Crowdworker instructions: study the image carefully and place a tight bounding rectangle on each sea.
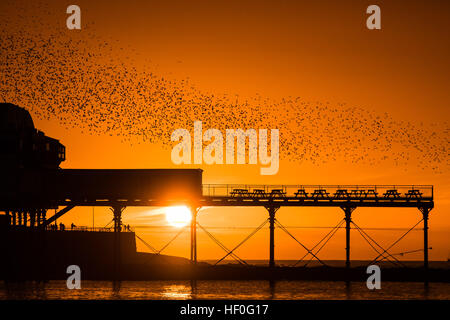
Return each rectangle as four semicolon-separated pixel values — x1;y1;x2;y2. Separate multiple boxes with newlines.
0;280;449;300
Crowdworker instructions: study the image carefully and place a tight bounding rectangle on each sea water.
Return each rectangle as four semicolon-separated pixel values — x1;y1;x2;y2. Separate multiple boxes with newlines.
0;280;449;300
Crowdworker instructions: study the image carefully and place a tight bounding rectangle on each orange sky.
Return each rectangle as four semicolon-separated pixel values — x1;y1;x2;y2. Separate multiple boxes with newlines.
1;0;449;261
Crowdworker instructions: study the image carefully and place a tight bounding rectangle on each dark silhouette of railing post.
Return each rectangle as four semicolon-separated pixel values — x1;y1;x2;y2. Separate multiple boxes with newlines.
342;206;355;269
36;209;45;227
30;210;36;228
267;206;279;268
112;205;125;280
40;209;46;226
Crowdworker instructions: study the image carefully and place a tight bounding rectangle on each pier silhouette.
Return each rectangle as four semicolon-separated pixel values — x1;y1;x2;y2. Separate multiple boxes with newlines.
0;103;436;281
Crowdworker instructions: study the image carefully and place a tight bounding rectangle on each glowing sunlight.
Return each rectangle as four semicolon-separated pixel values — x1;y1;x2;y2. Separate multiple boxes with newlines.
165;206;192;228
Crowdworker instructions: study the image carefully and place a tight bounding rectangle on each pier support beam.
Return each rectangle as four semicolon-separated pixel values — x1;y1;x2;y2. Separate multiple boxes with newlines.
43;206;75;227
419;207;432;273
190;207;199;264
424;211;428;272
342;206;356;269
112;205;125;280
267;206;279;268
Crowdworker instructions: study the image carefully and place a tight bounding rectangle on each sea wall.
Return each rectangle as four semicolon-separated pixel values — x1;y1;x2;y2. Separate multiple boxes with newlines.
0;228;136;280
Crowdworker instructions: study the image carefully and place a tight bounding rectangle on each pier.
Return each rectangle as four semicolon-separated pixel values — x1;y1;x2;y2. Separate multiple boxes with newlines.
1;180;434;279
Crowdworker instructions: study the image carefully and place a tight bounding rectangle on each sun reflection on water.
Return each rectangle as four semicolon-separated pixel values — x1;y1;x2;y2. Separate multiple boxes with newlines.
161;284;191;299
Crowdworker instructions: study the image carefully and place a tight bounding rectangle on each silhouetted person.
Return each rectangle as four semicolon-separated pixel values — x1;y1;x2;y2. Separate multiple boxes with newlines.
71;223;75;230
59;223;65;231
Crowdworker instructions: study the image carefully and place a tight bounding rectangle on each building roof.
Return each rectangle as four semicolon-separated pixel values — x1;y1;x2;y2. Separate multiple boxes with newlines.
0;103;35;132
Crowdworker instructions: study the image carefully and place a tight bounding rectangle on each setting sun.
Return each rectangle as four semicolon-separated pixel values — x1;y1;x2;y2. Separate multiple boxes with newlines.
165;206;192;228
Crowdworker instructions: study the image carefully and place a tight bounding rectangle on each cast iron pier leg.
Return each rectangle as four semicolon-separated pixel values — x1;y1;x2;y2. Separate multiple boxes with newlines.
343;206;355;269
112;206;124;280
190;207;198;264
268;206;278;268
423;209;429;271
419;206;432;282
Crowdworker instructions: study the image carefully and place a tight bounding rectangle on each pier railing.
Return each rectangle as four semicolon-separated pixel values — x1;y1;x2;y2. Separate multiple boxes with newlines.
202;184;433;200
45;226;134;232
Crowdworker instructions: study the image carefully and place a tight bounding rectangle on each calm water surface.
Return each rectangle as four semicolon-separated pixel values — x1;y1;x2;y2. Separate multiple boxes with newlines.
0;280;449;300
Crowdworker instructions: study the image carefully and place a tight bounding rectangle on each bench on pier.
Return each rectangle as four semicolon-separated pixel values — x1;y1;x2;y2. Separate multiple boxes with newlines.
405;189;423;199
269;189;286;198
366;189;378;198
230;189;250;197
334;189;349;198
383;189;401;198
311;189;330;199
252;189;267;197
294;189;308;198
